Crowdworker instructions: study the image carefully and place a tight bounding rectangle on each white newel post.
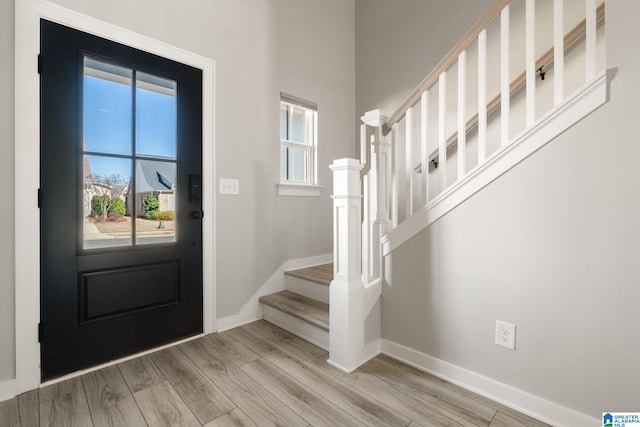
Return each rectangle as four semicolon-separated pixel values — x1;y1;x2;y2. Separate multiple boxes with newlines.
329;158;365;372
361;109;390;281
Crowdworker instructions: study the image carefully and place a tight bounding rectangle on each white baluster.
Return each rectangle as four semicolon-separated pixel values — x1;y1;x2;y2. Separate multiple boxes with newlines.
478;30;487;162
526;0;536;126
554;0;564;105
438;73;447;192
360;124;370;284
391;124;398;227
457;52;466;180
421;91;429;205
501;5;510;147
405;107;414;216
361;109;390;282
585;0;597;80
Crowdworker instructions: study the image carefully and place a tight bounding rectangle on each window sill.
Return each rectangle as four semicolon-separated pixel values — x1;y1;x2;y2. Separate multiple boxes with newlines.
277;183;324;197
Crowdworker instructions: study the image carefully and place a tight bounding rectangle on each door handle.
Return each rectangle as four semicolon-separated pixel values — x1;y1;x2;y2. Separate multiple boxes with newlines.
191;211;203;219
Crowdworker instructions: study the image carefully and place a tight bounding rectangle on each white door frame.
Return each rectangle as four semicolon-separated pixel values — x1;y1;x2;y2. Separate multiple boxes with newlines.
10;0;216;397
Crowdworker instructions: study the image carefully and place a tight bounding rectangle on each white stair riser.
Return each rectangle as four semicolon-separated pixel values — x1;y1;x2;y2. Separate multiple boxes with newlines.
262;305;329;351
284;275;329;304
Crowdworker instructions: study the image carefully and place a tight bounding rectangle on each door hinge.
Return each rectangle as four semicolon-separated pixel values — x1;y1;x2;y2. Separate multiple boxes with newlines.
38;188;42;208
38;323;43;343
38;54;42;75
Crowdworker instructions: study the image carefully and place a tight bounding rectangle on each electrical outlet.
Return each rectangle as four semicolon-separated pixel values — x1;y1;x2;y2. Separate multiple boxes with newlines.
219;178;239;195
495;320;517;350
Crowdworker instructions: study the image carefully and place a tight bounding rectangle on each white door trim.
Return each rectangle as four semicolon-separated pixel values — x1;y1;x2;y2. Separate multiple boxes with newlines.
13;0;216;396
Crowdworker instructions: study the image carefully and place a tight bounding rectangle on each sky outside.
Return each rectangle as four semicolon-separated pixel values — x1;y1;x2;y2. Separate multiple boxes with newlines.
83;73;177;182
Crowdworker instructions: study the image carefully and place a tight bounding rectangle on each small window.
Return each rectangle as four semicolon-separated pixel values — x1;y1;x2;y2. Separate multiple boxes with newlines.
280;93;317;185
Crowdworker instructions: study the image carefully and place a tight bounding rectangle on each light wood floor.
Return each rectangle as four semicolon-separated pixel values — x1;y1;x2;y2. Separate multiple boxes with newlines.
0;320;549;427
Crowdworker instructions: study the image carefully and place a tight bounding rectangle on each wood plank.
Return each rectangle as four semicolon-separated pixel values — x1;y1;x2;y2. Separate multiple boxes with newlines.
204;408;258;427
179;339;307;427
285;263;333;285
225;324;265;346
250;339;411;427
490;411;536;427
151;345;235;424
39;389;93;427
310;355;347;379
205;331;261;367
133;381;200;427
241;358;365;427
0;398;20;426
39;377;83;403
341;363;477;427
258;291;329;331
18;390;40;426
376;355;549;427
363;357;496;426
82;365;147;426
244;320;328;361
118;354;166;393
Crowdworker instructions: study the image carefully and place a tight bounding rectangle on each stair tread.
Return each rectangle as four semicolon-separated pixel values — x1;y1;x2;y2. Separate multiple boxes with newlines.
259;291;329;331
285;263;333;286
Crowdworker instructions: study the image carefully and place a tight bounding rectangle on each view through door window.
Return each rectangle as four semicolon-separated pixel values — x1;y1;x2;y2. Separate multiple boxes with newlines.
82;57;178;249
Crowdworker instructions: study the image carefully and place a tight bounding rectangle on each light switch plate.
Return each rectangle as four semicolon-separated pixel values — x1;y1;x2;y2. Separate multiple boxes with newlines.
219;178;239;195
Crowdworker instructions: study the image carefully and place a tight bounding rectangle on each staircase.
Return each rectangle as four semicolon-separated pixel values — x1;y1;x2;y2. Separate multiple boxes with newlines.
263;0;608;374
259;264;331;350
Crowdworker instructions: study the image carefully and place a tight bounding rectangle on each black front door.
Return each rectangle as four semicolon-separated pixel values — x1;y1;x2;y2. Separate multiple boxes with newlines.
40;20;203;379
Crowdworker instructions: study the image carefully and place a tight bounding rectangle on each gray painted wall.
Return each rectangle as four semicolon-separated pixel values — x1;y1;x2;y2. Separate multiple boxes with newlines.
358;0;640;418
0;0;16;381
0;0;355;380
355;0;494;119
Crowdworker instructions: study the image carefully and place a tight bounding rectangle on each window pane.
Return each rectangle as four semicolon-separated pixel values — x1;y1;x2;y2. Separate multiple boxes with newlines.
83;58;132;155
280;104;288;140
83;155;132;249
293;147;306;181
135;160;177;245
136;72;177;159
281;146;288;181
285;146;307;182
290;106;305;143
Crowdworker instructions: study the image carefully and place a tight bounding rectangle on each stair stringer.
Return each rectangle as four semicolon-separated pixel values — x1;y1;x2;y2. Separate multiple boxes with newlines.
382;70;610;256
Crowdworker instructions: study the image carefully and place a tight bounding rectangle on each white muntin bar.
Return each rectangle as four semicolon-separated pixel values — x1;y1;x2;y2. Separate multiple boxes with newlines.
554;0;564;105
526;0;536;126
478;30;487;162
457;51;466;180
438;72;447;192
501;6;510;148
405;107;414;216
420;91;429;205
585;0;597;80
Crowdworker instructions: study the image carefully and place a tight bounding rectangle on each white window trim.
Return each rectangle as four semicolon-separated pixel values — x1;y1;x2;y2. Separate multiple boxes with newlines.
279;93;320;195
277;182;324;197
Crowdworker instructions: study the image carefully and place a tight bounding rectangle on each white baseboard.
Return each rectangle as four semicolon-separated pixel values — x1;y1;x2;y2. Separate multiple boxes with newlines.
216;253;332;332
381;339;599;427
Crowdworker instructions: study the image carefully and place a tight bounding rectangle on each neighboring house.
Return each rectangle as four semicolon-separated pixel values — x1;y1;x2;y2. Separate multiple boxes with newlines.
82;154;129;217
130;159;176;217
